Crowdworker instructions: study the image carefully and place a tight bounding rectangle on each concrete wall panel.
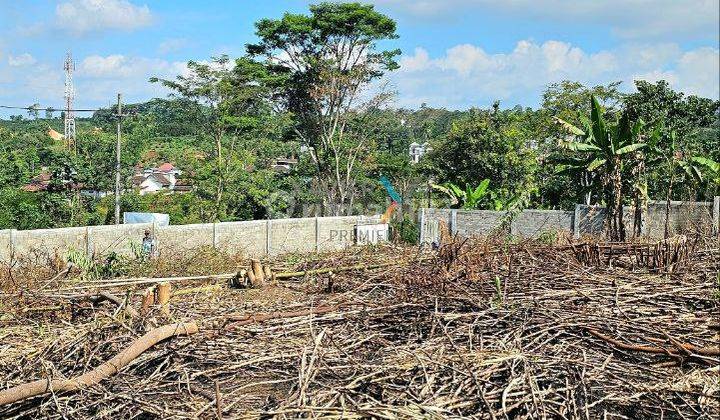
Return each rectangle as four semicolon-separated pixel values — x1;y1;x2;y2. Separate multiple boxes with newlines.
13;227;87;258
155;223;214;257
215;221;267;258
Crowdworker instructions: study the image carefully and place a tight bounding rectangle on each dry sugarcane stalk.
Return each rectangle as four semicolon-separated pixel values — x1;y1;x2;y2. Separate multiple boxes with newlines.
0;322;198;406
3;238;718;419
222;304;342;330
96;291;140;318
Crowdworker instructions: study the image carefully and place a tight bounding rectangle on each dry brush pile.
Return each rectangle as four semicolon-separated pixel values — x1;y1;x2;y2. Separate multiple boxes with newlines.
0;238;718;419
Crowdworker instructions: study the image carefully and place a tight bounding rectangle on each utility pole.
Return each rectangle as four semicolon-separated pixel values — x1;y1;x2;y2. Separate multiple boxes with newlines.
114;93;122;225
63;52;76;153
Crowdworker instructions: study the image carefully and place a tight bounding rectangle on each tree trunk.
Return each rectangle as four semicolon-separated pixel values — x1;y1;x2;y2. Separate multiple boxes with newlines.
632;189;641;238
664;175;674;240
607;158;625;242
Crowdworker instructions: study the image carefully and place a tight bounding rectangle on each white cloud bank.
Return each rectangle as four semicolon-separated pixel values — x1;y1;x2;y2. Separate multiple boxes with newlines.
372;0;719;39
8;53;37;67
55;0;152;35
0;53;188;112
389;40;719;108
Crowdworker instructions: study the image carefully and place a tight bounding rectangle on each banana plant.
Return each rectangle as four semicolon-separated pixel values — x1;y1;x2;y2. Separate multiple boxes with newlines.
554;95;647;241
661;131;719;238
431;179;491;210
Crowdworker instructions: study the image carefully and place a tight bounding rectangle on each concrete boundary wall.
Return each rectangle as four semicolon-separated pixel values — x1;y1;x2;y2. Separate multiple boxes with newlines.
420;197;720;243
0;215;383;262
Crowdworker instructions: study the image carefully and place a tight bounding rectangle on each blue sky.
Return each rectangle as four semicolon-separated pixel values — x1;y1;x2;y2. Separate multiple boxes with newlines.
0;0;718;116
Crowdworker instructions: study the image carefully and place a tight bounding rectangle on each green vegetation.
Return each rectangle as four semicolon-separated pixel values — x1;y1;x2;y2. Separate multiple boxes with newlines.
0;3;718;235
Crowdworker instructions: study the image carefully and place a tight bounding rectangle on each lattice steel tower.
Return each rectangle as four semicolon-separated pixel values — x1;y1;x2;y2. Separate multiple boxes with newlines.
63;52;76;152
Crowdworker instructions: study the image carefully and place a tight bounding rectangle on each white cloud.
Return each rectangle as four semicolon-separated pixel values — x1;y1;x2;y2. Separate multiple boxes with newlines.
674;47;720;98
371;0;719;39
158;38;189;54
399;47;430;72
8;53;37;67
80;54;184;79
389;40;719;109
75;54;188;101
0;53;188;115
55;0;152;35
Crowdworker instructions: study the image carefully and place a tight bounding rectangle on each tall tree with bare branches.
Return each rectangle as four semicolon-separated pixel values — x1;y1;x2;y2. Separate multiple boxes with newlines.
247;2;400;215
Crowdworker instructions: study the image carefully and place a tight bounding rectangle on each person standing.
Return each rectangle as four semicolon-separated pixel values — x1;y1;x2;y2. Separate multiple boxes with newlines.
141;229;157;260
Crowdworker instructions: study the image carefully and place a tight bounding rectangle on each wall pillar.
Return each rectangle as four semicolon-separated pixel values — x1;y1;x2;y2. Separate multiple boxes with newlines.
314;216;319;252
714;196;719;236
212;222;219;249
85;226;93;257
265;219;272;256
450;209;457;236
419;208;426;244
573;204;581;239
10;229;16;257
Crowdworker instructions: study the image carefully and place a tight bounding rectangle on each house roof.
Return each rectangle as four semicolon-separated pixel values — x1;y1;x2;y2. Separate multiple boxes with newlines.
149;173;172;186
47;128;64;141
23;172;83;192
131;174;146;186
157;162;175;172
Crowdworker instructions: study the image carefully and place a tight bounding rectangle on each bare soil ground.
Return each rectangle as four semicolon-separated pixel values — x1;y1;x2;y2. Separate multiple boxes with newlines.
0;239;718;419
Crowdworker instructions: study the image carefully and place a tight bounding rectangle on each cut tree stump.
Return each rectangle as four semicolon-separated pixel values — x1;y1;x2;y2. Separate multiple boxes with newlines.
155;282;171;316
251;259;265;286
141;287;155;315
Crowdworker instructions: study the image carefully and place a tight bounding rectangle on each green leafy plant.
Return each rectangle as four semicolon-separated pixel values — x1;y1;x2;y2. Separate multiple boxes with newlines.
493;275;504;306
554;95;648;241
431;179;492;210
66;248;99;281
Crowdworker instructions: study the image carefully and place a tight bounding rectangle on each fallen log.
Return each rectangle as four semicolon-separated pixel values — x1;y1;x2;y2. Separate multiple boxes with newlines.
0;322;198;407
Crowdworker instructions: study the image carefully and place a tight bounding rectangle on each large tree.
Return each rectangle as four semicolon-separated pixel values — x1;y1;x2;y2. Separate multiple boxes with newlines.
151;56;273;220
247;2;400;215
624;80;720;201
422;104;538;207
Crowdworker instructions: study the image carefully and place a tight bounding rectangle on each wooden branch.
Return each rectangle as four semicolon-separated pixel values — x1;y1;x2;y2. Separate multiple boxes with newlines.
0;322;198;407
97;291;140;318
587;328;720;357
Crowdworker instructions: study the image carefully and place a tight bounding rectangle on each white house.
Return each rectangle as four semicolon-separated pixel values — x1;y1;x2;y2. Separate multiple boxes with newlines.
409;142;432;163
132;163;189;195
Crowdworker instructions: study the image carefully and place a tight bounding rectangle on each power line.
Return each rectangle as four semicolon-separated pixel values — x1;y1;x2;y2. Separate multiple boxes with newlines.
0;105;101;112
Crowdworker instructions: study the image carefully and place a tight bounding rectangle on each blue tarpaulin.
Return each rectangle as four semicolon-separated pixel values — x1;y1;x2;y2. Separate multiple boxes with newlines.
123;212;170;226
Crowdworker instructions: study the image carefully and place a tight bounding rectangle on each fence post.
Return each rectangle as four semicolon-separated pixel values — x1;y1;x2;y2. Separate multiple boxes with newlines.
509;212;517;236
419;208;426;244
9;229;16;257
714;196;719;236
212;222;219;250
266;219;272;256
450;209;457;236
85;226;92;257
315;216;319;252
573;204;581;239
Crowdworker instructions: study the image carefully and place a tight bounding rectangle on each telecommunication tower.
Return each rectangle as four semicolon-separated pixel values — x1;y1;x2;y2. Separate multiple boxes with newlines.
63;52;76;152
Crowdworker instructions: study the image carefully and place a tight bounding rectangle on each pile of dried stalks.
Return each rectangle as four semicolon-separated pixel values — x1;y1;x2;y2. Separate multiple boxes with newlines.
1;238;718;419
